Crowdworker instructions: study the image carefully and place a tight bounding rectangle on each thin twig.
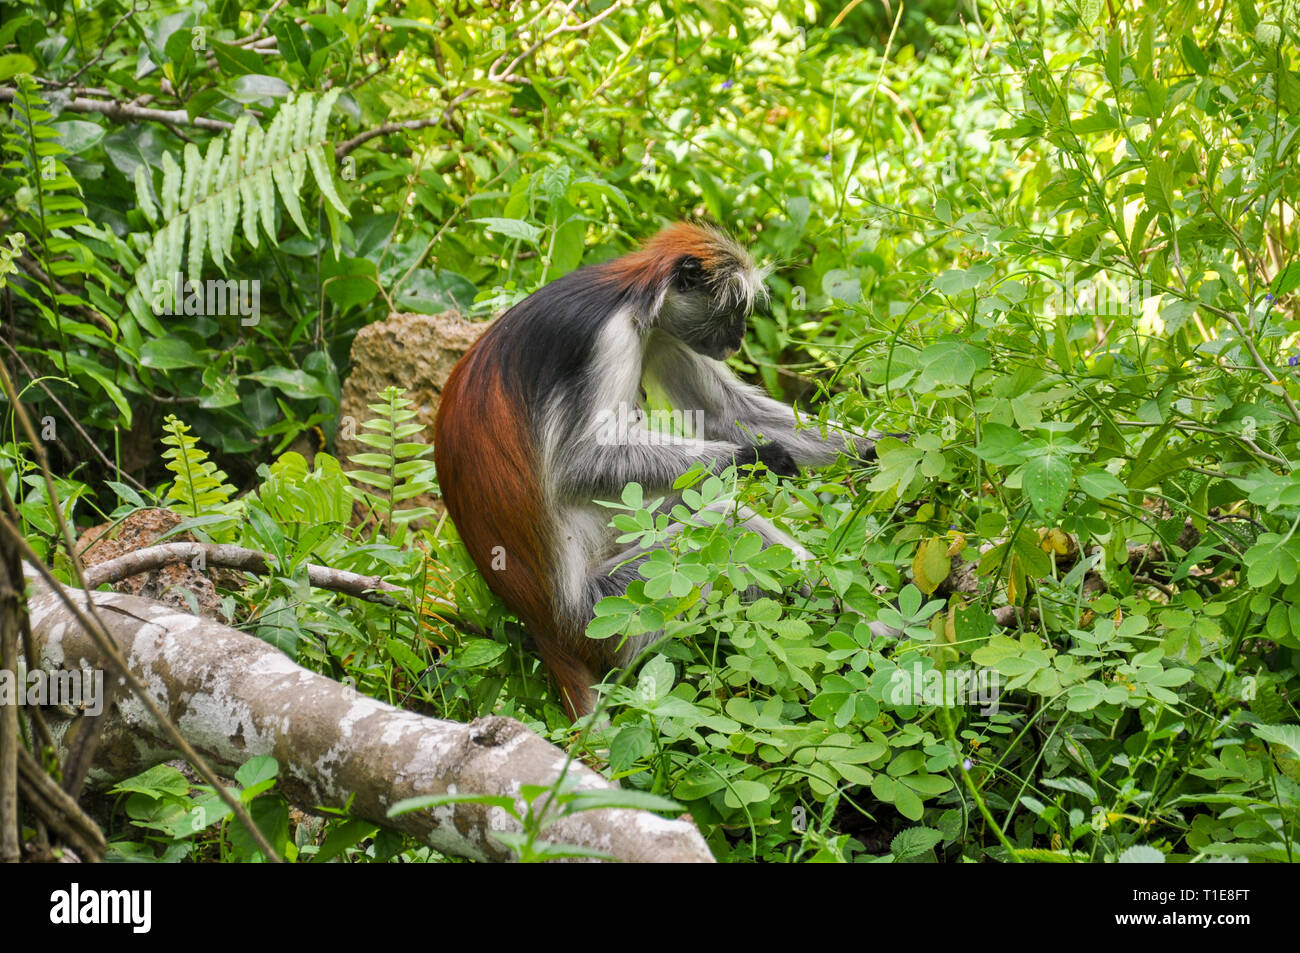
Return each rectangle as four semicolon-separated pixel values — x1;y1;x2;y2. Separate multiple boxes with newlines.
82;541;488;635
237;2;288;46
17;747;106;861
63;0;147;86
335;114;451;158
1197;303;1300;426
87;543;399;605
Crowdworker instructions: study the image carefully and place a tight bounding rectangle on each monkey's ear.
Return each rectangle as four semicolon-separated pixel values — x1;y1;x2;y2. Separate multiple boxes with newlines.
674;257;706;292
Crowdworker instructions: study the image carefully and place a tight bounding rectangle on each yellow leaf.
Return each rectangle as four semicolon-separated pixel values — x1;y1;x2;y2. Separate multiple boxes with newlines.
912;537;951;594
930;613;947;641
1039;527;1074;555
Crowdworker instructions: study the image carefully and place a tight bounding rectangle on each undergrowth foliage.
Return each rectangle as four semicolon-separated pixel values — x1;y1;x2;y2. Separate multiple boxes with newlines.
2;0;1298;863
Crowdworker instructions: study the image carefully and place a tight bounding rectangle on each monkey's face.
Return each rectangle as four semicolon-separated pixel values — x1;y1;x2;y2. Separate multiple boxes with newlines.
659;255;764;360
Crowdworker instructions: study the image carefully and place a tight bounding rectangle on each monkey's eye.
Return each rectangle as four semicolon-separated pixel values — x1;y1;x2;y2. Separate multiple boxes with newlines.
675;257;706;292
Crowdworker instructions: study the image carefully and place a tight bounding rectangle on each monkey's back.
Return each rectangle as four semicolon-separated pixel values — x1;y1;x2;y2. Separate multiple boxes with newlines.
433;266;637;614
434;328;554;640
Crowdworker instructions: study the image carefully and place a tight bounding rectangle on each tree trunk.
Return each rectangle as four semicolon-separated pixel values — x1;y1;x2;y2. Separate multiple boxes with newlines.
25;571;713;863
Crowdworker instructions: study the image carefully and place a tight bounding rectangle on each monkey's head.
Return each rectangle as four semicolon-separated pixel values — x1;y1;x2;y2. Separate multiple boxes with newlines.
608;223;770;360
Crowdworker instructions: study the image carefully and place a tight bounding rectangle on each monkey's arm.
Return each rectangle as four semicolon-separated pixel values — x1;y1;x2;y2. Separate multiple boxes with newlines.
544;399;784;501
643;332;873;466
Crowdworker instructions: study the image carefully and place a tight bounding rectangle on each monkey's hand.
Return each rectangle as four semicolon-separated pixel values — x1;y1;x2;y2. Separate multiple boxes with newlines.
853;431;910;466
739;442;799;478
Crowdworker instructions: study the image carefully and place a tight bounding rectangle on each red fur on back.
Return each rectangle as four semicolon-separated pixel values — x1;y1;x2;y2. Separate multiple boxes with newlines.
435;345;551;640
434;334;599;716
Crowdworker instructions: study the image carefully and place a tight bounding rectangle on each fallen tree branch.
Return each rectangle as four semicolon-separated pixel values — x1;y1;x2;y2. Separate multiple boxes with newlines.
80;540;488;638
25;573;714;863
84;542;407;607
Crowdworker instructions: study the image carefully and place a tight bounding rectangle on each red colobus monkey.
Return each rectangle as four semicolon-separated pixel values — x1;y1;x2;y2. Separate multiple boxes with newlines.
434;223;874;719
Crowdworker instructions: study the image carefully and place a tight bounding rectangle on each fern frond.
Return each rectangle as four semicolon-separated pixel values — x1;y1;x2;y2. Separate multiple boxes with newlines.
345;387;438;537
126;90;348;334
160;414;239;518
1;77;115;373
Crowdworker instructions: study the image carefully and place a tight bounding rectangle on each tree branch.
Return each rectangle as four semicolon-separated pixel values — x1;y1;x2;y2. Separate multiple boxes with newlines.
0;88;235;132
82;541;488;636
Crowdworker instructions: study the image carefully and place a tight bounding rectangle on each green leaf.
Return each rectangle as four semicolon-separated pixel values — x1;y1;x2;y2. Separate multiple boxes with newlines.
64;353;133;424
395;269;478;314
1272;262;1300;298
232;74;293;102
723;779;770;808
919;338;987;387
1253;723;1300;759
312;819;379;863
472;217;543;245
934;264;994;295
446;638;508;669
871;774;924;821
140;337;205;370
51;120;105;154
891;826;943;859
1179;35;1209;75
243;367;331;400
609;723;654;771
211;40;264;76
1117;845;1166;863
110;764;190;799
566;789;683;814
0;54;36;80
389;792;516;816
1023;453;1071;519
1077;468;1127;500
972;423;1029;465
822;269;861;304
